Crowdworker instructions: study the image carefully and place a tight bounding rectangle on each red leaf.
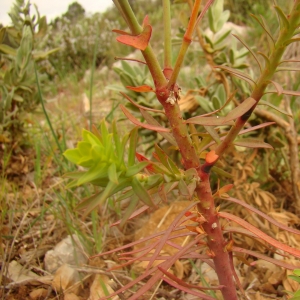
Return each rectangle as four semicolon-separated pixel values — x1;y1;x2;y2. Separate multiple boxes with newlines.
135;152;155;173
120;104;170;132
219;211;300;259
112;29;131;35
143;15;150;27
126;85;154;92
205;150;219;164
116;25;152;50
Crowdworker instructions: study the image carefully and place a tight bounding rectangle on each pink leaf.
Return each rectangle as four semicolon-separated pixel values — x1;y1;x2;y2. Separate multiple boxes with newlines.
222;196;300;236
232;246;300;270
120;104;170;132
187;97;256;126
219;211;300;258
116;25;152;50
110;204;150;227
268;80;283;95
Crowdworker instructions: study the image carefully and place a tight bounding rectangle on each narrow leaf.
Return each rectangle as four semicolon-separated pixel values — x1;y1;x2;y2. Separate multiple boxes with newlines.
128;127;138;167
140;109;177;146
225;97;256;122
77;181;116;217
185;115;234;126
284;38;300;46
120;195;139;227
219;212;300;259
274;6;290;30
204;126;221;144
232;34;262;72
258;52;270;68
258;100;293;117
111;204;150;227
211;166;233;178
250;14;275;46
276;67;300;72
121;92;164;113
125;161;150;177
222;196;300;236
112;29;131;35
126;85;154;92
132;176;155;207
233;247;298;270
268;80;283;95
233;138;273;149
116;24;152;50
120;104;171;132
216;65;256;86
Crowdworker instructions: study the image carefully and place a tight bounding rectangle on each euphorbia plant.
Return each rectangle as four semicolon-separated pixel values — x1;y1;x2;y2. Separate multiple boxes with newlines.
63;0;300;299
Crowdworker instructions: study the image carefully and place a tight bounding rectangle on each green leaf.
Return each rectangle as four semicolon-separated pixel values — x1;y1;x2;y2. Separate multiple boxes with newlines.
178;178;190;198
288;275;300;284
63;148;82;164
154;144;171;169
108;163;119;184
167;157;181;175
132;176;154;207
125;161;150;177
77;163;109;186
293;269;300;276
78;181;117;217
33;48;60;60
120;195;139;227
211;166;233;178
77;141;92;156
204;126;221;144
82;129;101;146
128;126;138;167
215;10;230;32
214;29;231;45
0;44;17;56
274;6;289;30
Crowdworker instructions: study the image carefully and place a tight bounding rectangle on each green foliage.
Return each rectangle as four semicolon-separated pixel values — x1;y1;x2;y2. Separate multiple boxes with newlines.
46;10;121;79
63;120;199;223
0;0;57;146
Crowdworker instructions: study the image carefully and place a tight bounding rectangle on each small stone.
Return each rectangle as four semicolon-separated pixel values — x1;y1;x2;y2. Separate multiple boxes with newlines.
29;288;48;300
7;260;39;284
52;264;80;293
44;234;87;273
